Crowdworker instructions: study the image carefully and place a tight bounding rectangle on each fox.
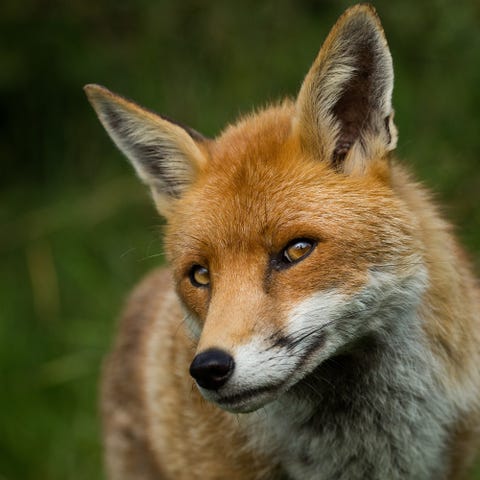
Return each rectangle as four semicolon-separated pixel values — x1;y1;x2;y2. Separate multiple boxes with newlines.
85;4;480;480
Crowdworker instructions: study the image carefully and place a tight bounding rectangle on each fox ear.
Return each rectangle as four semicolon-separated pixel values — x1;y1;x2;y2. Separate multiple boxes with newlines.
295;4;397;175
84;84;207;215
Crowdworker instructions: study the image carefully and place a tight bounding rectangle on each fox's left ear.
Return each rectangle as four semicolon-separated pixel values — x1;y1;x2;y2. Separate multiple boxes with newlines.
84;84;208;216
295;4;397;175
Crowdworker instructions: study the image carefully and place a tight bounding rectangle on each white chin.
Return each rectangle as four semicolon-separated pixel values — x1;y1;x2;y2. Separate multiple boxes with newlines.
199;385;282;414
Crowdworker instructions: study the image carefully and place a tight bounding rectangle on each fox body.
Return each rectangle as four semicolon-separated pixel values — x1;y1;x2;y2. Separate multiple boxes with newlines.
86;5;480;480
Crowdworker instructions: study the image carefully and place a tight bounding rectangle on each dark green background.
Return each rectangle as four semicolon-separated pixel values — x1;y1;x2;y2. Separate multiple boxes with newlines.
1;1;479;479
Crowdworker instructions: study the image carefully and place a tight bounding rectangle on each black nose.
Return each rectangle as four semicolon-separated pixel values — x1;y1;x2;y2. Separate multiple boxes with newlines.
189;348;235;391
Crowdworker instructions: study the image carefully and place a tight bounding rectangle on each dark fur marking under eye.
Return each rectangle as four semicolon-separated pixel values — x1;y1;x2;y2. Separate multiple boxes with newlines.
271;334;293;349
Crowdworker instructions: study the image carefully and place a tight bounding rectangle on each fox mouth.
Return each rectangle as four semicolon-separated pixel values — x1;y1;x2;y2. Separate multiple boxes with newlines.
211;331;328;413
216;383;285;413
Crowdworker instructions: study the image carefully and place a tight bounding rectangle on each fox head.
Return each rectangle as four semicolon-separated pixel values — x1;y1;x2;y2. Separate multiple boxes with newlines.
86;5;427;413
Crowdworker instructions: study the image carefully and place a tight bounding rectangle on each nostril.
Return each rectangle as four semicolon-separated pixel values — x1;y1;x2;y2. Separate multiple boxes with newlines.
189;348;235;391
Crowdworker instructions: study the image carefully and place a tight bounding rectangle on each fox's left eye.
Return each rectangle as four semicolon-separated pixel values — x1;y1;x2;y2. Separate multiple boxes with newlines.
189;265;210;287
282;239;316;264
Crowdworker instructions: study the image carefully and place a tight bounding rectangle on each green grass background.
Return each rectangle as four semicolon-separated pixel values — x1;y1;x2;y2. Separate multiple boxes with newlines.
1;0;479;478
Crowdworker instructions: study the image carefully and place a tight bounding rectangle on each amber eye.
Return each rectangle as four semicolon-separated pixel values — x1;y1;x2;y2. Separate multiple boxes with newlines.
282;239;316;264
189;265;210;287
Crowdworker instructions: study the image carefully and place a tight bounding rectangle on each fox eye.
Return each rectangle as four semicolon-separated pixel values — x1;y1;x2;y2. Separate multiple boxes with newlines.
189;265;210;287
282;239;316;264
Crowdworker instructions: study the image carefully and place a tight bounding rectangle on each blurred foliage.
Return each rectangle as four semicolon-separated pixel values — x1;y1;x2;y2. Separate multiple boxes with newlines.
0;0;479;479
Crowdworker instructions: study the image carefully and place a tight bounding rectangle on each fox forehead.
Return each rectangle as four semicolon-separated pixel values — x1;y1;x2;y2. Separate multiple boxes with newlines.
165;105;413;267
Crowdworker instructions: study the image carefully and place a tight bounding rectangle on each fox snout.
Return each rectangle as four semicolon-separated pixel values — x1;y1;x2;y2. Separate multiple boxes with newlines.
189;348;235;391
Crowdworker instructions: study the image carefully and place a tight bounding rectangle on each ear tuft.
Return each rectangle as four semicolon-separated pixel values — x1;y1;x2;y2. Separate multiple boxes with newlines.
84;84;207;214
295;4;397;174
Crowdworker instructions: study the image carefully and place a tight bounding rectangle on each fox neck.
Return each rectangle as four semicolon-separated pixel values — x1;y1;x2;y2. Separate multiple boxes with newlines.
243;306;451;480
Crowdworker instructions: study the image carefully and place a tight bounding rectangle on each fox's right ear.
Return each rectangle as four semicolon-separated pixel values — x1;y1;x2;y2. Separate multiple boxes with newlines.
294;5;397;176
84;84;207;215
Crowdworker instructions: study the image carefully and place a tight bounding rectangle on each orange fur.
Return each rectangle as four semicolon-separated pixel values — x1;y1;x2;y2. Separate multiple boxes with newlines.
87;4;480;479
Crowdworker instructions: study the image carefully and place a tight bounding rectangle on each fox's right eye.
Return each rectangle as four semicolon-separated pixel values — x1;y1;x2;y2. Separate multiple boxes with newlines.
189;265;210;287
280;238;316;266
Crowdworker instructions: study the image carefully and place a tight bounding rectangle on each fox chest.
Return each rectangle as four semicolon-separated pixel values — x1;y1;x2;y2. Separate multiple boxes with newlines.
246;370;450;480
264;403;447;480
